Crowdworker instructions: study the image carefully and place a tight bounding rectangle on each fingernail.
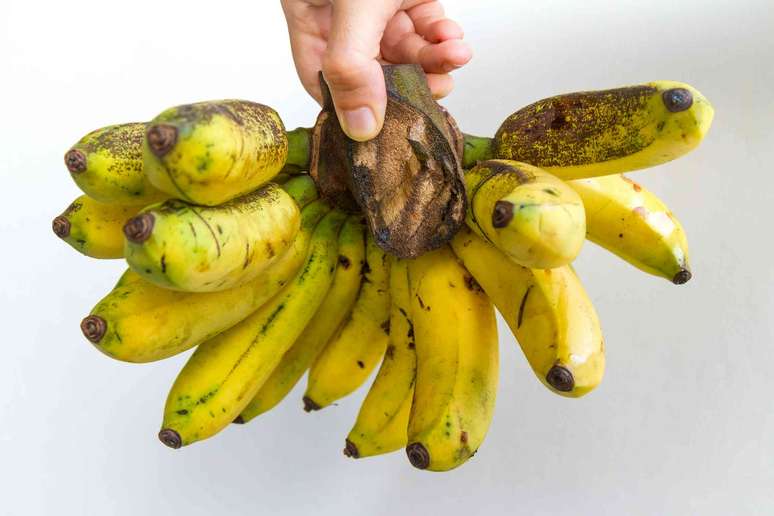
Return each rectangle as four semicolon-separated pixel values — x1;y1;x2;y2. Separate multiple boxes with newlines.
341;107;379;141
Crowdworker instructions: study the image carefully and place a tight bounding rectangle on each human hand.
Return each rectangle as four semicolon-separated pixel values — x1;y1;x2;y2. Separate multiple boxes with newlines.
281;0;472;141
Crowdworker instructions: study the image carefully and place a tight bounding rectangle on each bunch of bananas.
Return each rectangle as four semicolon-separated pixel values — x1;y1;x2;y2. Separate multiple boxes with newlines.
54;80;713;471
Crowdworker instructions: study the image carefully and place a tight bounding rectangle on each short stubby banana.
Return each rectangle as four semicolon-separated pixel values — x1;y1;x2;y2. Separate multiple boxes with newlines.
123;183;300;292
281;175;319;209
569;174;691;284
158;209;346;449
492;81;714;179
64;122;167;204
303;233;391;411
81;201;330;363
144;100;288;206
237;215;366;422
451;226;604;397
465;159;585;269
405;246;498;472
53;195;142;259
345;257;416;459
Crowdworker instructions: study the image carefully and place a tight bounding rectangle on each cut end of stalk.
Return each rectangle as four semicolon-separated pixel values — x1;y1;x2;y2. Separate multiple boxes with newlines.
672;269;692;285
406;442;430;470
662;88;693;113
52;216;71;238
146;124;178;157
64;149;87;174
158;429;182;449
80;315;107;343
123;213;155;243
343;439;359;459
302;396;321;412
546;364;575;392
232;416;245;425
492;200;514;228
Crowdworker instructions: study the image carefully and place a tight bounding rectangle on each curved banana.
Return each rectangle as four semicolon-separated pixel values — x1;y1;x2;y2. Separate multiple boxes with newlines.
303;233;391;411
569;174;691;284
158;210;346;449
345;257;416;459
492;81;714;179
465;159;585;269
405;246;498;471
237;215;366;422
451;226;604;397
81;201;329;363
53;195;142;259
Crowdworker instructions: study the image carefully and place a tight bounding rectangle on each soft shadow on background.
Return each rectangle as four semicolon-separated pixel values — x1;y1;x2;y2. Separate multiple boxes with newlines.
1;1;772;514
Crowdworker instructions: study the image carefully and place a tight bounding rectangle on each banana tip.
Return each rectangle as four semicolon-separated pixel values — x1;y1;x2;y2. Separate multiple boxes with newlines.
52;216;71;238
64;149;87;174
123;213;155;243
546;364;575;392
672;269;692;285
406;442;430;470
492;200;514;228
232;416;245;425
302;396;321;412
80;315;107;344
343;439;359;459
147;124;178;157
158;428;182;449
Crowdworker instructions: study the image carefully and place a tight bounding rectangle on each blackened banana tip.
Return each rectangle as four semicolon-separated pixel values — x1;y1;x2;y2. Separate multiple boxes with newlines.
546;364;575;392
64;149;87;174
52;216;71;238
147;124;178;157
672;268;692;285
662;88;693;113
123;213;155;243
406;442;430;470
158;429;182;449
80;315;107;343
492;200;514;228
343;439;359;459
232;416;245;425
302;396;320;412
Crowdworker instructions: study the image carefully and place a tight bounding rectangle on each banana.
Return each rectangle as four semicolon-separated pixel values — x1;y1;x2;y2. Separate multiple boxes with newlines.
303;233;391;411
345;257;416;459
451;226;604;397
569;174;691;284
123;183;300;292
465;159;585;269
64;122;167;204
158;210;346;449
405;246;498;472
144;100;288;206
52;195;142;259
81;200;329;363
490;81;714;179
236;215;366;422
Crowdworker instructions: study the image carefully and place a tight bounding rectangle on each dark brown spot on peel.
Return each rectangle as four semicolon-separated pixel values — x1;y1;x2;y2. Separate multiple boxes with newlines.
460;431;468;443
52;216;71;238
343;439;359;458
147;124;178;157
662;88;693;113
406;442;430;469
517;286;533;328
338;255;351;269
123;213;155;243
80;315;106;343
158;428;182;449
546;365;575;392
492;200;514;228
464;274;483;292
380;319;390;334
672;268;692;285
357;360;365;369
303;396;321;412
232;416;245;424
64;149;87;173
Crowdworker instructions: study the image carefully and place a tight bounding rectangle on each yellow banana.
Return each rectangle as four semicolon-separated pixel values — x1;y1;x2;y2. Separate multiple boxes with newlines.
144;100;288;206
465;159;585;268
53;195;141;259
569;174;691;284
158;209;346;449
492;81;714;179
405;246;498;471
451;226;604;397
237;215;366;422
345;257;416;459
303;233;391;411
81;200;328;363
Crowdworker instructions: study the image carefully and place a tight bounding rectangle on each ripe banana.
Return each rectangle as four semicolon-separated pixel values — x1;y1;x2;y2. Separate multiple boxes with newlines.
405;246;498;471
81;200;329;363
64;122;167;204
345;257;416;459
451;226;604;397
465;159;585;269
303;233;391;411
237;215;366;422
144;100;288;206
53;195;142;259
158;209;346;449
569;174;691;284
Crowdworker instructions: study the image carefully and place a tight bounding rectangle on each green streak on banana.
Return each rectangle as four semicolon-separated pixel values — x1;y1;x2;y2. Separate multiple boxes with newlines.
569;174;691;284
345;257;416;459
64;123;166;204
405;246;498;472
461;133;494;169
158;210;347;449
237;215;366;422
493;81;714;179
282;175;319;208
465;159;585;269
144;100;288;206
52;195;142;259
303;233;391;411
123;183;300;292
82;201;330;363
451;226;604;397
283;127;312;173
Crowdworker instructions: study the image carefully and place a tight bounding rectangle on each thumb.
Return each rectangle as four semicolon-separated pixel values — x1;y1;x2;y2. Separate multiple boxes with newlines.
322;0;400;141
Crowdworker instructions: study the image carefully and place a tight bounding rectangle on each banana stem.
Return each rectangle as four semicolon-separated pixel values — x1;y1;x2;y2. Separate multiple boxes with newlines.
283;127;312;173
462;133;494;169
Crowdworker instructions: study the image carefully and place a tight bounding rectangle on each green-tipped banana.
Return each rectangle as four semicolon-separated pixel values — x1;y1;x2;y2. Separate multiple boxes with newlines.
144;100;288;206
123;183;300;292
281;175;319;208
465;159;585;269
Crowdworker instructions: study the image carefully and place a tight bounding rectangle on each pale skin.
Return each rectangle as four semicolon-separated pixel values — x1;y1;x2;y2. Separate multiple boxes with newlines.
281;0;472;141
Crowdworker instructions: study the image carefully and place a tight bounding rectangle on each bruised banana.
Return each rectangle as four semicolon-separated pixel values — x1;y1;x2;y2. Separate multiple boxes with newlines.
144;100;288;206
53;195;142;259
406;246;498;472
158;210;346;449
303;233;391;411
569;174;691;284
81;200;328;363
64;122;166;204
237;215;366;422
123;183;300;292
345;257;416;459
465;159;585;269
451;226;604;397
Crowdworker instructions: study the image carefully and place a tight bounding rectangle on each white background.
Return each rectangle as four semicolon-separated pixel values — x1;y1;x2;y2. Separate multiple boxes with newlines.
1;1;772;514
